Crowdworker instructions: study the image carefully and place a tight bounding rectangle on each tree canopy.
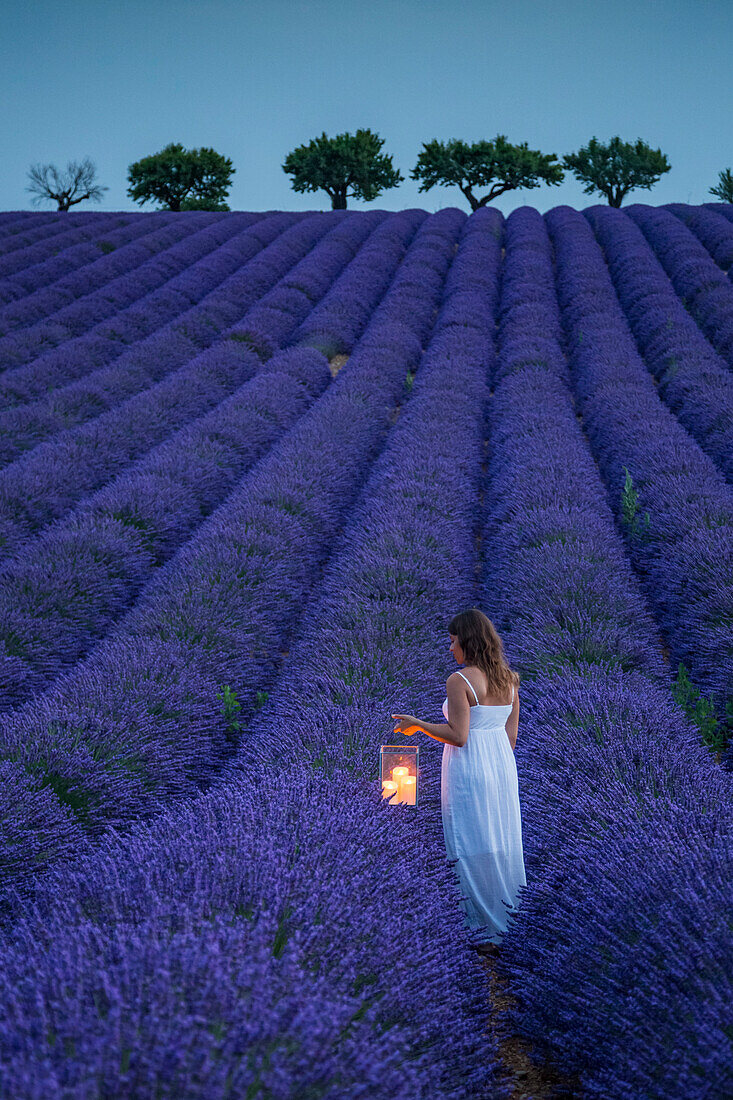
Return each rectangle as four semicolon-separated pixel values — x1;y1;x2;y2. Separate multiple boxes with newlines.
411;136;564;210
710;168;733;203
127;143;235;211
563;136;670;207
282;129;403;209
26;158;107;212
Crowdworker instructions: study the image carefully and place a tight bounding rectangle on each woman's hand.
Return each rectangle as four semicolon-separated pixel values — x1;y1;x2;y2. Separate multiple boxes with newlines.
391;714;422;736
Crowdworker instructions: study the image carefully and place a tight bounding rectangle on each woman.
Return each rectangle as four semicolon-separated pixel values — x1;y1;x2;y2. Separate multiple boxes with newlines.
391;608;526;956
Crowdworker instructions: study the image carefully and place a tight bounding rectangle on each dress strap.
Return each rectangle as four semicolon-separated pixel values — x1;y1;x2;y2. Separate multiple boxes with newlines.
456;670;480;705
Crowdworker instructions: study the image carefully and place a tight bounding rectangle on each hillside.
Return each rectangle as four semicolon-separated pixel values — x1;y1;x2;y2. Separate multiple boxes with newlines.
0;203;731;1099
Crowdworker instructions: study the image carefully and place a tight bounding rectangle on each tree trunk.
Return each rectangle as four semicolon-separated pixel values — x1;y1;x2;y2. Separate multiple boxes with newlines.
460;185;480;212
331;191;347;210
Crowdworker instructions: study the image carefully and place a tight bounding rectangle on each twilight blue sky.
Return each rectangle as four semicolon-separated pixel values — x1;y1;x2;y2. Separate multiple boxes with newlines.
2;0;730;214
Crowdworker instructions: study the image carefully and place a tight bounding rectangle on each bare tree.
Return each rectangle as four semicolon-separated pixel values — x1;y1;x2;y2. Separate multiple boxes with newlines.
26;158;108;212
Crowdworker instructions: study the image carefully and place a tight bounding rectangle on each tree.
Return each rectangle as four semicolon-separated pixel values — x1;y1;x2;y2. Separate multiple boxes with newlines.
563;136;670;207
127;143;234;211
411;135;564;210
26;158;107;212
710;168;733;203
282;129;403;210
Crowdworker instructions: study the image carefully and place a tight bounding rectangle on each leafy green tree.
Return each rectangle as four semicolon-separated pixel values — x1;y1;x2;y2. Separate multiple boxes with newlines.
563;135;670;207
26;158;107;212
411;135;563;210
282;129;403;210
127;143;234;211
709;167;733;202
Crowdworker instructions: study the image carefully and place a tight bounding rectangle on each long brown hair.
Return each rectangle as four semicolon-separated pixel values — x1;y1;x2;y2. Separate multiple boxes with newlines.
447;608;519;697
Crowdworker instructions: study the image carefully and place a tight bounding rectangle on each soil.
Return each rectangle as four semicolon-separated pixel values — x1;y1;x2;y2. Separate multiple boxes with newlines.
328;354;349;378
478;954;585;1099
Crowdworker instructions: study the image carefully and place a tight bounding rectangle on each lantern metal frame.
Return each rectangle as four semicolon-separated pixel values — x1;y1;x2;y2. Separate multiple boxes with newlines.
380;744;419;807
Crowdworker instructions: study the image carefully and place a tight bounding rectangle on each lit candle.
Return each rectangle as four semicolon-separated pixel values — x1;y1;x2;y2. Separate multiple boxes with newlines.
401;775;417;806
382;780;398;803
392;765;409;804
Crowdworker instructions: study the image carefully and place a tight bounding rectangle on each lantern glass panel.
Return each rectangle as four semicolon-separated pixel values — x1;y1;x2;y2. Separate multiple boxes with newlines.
380;744;419;806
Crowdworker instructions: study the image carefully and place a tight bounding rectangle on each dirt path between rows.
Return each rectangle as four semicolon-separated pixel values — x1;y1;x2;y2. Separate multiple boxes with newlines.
478;955;585;1099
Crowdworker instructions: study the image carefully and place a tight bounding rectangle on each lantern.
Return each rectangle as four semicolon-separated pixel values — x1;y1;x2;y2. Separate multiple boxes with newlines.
380;745;419;806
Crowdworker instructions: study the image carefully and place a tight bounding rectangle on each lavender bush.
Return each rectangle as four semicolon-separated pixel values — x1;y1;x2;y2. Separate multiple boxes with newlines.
703;201;733;225
0;212;290;385
0;210;59;239
0;211;376;553
0;212;218;329
625;203;733;369
481;205;733;1099
291;209;426;355
0;205;730;1100
663;202;733;270
0;212;180;301
585;204;733;482
0;215;298;422
0;206;507;1100
545;205;733;717
0;209;465;899
0;763;506;1099
0;210;113;269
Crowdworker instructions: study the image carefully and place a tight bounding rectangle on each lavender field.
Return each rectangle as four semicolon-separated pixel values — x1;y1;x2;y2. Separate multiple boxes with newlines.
0;203;731;1099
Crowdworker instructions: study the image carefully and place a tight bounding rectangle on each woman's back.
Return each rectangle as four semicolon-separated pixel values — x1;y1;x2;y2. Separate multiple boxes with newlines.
456;665;515;708
440;664;525;946
442;668;514;728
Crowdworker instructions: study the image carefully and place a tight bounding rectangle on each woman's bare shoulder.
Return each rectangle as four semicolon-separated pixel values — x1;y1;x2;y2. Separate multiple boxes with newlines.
446;670;474;697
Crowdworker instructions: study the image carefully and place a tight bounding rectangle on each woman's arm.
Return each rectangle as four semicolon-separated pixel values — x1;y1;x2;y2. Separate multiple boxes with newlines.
505;686;520;751
392;674;470;748
391;715;463;747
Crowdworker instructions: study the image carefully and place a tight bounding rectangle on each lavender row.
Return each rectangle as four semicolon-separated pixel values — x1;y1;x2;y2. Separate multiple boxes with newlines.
545;205;733;712
0;213;389;700
0;212;239;334
703;201;733;224
490;212;666;682
0;212;173;296
584;205;733;482
0;346;327;709
0;349;331;894
221;208;392;349
104;208;462;718
0;207;505;1100
0;212;261;369
0;210;107;264
481;206;732;1099
0;214;312;467
0;767;504;1099
625;203;733;370
237;209;499;783
0;212;378;557
0;211;58;239
0;211;131;281
0;211;204;314
239;208;423;352
0;213;299;420
290;209;428;355
0;209;464;900
663;202;733;271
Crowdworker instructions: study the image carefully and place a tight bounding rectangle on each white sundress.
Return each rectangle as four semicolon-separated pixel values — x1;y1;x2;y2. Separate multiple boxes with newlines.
441;670;526;945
